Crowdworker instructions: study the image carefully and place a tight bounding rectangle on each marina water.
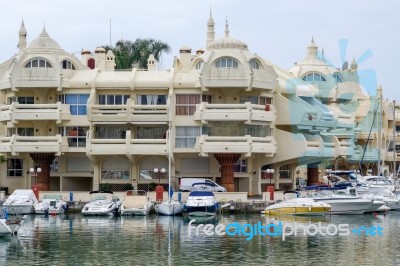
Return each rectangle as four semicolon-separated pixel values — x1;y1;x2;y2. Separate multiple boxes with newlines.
1;212;399;266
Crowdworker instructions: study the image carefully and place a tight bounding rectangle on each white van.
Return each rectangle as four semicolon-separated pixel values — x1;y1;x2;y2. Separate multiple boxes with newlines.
179;178;227;192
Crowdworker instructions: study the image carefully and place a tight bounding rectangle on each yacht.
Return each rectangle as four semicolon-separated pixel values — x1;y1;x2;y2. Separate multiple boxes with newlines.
81;191;121;216
184;191;219;218
262;197;331;216
307;190;372;214
0;208;26;236
3;189;38;215
35;194;68;215
120;190;153;216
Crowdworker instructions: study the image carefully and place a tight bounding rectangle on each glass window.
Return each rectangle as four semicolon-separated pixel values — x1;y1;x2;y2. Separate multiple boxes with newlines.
249;60;260;69
60;126;89;147
95;126;128;139
137;127;167;139
62;60;75;70
17;97;34;104
136;95;166;105
259;97;272;105
175;94;201;115
215;57;238;68
333;73;342;83
302;73;326;82
176;126;202;148
7;159;23;177
240;96;258;104
234;159;247;173
60;94;89;115
25;58;52;68
196;60;204;70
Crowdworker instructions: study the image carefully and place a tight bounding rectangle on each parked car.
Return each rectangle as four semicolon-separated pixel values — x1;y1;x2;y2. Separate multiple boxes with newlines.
179;178;226;192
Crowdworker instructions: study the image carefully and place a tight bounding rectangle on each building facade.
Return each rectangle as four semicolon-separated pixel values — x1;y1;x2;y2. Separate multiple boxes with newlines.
0;16;397;195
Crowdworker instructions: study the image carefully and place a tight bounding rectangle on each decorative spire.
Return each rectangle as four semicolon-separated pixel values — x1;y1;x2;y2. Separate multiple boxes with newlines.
350;58;358;71
206;8;215;48
224;19;230;37
39;25;49;38
17;19;27;49
306;36;318;58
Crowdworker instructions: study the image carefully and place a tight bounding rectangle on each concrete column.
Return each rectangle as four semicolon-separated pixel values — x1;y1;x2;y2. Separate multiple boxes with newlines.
30;153;55;191
307;163;320;186
214;153;241;192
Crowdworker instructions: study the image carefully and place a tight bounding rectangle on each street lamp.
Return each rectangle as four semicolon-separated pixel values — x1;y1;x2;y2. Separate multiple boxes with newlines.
266;169;275;185
154;168;166;184
30;165;42;185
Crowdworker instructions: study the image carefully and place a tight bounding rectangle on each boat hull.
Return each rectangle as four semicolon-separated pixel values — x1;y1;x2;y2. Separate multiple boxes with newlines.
156;201;183;216
3;204;35;215
120;202;152;216
264;206;331;216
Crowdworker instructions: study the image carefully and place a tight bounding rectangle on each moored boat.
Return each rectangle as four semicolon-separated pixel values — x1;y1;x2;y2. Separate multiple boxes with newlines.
81;191;121;216
120;190;153;216
3;189;38;215
262;197;331;216
35;194;68;215
184;191;219;218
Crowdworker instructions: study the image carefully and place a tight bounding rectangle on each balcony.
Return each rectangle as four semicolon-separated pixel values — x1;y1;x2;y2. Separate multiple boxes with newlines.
0;102;71;124
0;134;67;155
196;135;276;157
88;104;168;124
193;102;274;124
86;130;168;155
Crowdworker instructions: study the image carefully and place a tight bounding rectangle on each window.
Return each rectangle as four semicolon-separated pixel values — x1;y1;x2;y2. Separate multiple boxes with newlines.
95;126;128;139
25;59;52;68
302;73;326;82
245;125;269;137
176;127;203;148
259;97;272;105
137;127;167;139
196;60;204;70
234;159;247;173
249;60;260;69
8;128;34;137
62;60;75;70
60;126;88;147
333;73;342;83
17;97;34;104
215;57;238;68
240;96;258;104
136;95;166;105
176;94;200;115
99;95;130;105
7;159;23;177
59;94;89;115
50;159;59;172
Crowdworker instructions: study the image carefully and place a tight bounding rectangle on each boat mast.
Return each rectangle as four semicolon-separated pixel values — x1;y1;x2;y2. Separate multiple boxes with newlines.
393;100;396;177
377;86;382;176
168;125;171;202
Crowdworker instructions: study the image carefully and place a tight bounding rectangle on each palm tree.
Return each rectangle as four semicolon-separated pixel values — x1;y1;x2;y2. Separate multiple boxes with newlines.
102;38;171;70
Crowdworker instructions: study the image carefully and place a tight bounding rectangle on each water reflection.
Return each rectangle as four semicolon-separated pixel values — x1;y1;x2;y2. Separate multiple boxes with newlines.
0;213;399;265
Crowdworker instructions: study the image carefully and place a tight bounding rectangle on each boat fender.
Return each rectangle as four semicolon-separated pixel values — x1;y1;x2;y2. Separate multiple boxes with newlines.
309;206;311;211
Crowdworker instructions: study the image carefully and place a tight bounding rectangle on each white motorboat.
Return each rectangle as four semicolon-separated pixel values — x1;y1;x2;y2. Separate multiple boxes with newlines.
307;190;372;214
184;191;219;218
0;208;26;236
358;176;395;192
120;190;153;216
81;191;121;216
3;189;38;215
334;188;388;213
262;197;331;216
35;194;68;215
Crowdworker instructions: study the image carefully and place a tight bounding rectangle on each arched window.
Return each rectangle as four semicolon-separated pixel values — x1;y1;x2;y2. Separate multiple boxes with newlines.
333;73;342;83
195;60;204;70
25;59;52;68
62;60;76;70
249;59;260;69
302;72;326;82
215;57;238;68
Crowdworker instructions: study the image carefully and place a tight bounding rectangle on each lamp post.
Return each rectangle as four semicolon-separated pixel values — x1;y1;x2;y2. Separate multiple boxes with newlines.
266;169;275;185
154;168;166;202
30;165;42;199
154;168;166;184
30;165;42;185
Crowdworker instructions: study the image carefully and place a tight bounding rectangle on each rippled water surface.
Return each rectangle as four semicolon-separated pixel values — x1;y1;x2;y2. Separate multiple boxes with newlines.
1;212;399;266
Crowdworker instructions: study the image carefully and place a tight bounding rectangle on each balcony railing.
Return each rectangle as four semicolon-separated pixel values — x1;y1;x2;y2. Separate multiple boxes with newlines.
0;102;71;123
88;104;168;123
0;134;67;155
196;135;276;157
193;102;274;124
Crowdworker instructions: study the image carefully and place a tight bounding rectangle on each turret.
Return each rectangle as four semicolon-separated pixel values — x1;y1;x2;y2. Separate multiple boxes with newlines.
17;20;27;49
147;54;157;71
105;50;116;71
206;9;215;48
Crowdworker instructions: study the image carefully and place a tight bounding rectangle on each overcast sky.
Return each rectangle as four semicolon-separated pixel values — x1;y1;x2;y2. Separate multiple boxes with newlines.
1;0;399;101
